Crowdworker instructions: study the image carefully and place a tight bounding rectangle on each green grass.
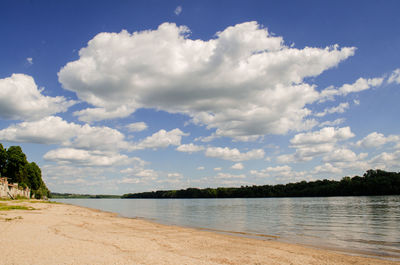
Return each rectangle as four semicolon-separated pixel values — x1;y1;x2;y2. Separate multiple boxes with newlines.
0;198;58;204
29;200;60;204
0;203;35;211
15;195;30;200
0;197;29;202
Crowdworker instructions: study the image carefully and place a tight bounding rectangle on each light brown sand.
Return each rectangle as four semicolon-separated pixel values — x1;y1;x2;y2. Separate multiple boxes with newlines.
0;200;398;265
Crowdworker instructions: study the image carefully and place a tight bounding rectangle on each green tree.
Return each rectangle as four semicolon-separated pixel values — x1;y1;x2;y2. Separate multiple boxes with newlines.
0;143;7;177
26;162;41;191
0;143;50;199
5;146;28;185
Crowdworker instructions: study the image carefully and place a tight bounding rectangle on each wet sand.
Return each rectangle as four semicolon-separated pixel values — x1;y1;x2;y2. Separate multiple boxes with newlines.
0;200;398;265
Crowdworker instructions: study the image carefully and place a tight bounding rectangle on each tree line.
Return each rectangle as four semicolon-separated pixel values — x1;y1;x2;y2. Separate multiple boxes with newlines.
122;169;400;199
50;193;120;199
0;143;50;199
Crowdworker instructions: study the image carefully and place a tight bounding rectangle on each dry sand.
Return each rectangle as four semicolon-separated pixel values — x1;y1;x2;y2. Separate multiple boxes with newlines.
0;200;398;265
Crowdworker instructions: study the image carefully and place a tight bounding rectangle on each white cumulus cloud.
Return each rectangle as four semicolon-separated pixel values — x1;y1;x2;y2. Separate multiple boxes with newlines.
319;77;383;102
0;74;75;121
215;173;246;179
205;146;265;162
75;105;133;123
231;163;244;170
322;148;366;163
174;5;182;15
167;172;183;178
291;126;354;146
356;132;399;148
388;69;400;84
318;118;345;127
315;102;349;117
250;165;306;182
43;148;131;167
126;122;148;132
176;143;204;153
58;22;355;139
0;116;131;151
369;151;400;171
311;163;342;175
133;128;188;150
277;127;355;163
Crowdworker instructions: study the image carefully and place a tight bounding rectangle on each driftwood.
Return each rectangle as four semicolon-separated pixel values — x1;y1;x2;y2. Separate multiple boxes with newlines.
7;191;14;200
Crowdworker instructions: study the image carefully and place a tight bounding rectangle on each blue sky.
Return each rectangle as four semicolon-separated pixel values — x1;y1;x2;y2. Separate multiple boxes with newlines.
1;0;399;194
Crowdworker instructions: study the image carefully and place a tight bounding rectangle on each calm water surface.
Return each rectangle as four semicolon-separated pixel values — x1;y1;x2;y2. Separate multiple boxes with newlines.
55;196;400;260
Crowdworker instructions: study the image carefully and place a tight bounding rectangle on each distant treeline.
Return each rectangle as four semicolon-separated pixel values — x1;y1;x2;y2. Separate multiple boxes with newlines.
1;143;49;199
122;169;400;199
50;192;121;199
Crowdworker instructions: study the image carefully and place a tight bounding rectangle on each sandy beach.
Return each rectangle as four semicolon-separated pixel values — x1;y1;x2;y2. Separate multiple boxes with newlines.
0;200;398;265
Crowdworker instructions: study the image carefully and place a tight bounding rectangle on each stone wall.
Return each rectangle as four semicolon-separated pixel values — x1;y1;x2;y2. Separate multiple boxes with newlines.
0;177;30;199
0;177;7;198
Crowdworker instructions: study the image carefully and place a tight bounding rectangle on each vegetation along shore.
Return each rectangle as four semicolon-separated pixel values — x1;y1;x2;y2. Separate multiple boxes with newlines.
122;169;399;198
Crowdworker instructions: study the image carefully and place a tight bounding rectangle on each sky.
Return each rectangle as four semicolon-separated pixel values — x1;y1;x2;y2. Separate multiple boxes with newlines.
0;0;399;194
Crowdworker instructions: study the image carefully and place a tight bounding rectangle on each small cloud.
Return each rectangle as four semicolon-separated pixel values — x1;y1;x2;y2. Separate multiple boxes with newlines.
231;163;244;170
214;167;222;171
174;5;182;15
197;166;205;170
205;146;265;162
167;172;183;178
353;99;360;105
63;178;86;184
26;57;33;65
318;118;346;127
126;122;148;132
176;143;204;153
314;102;349;117
388;68;400;84
216;172;246;179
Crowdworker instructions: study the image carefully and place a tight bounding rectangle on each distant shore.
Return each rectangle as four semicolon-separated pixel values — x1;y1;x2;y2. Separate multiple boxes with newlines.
0;200;398;265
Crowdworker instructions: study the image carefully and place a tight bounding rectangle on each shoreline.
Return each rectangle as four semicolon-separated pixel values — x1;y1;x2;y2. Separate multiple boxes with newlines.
0;200;399;265
55;198;400;262
129;216;400;262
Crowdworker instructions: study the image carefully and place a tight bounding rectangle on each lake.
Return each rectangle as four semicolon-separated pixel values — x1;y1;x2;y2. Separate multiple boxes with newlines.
54;196;400;260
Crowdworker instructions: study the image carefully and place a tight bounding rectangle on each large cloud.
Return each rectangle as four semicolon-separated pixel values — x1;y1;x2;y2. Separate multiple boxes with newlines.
0;74;75;120
0;116;130;151
0;116;189;152
58;22;355;139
